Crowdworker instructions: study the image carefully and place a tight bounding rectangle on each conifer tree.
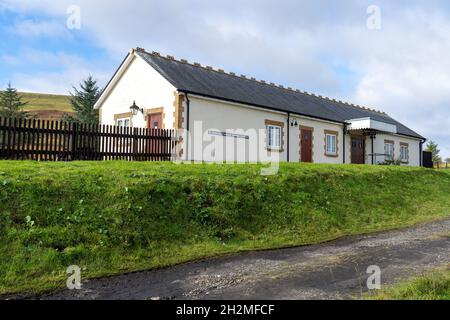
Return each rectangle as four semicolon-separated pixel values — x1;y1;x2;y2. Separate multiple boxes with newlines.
0;82;29;119
63;75;101;124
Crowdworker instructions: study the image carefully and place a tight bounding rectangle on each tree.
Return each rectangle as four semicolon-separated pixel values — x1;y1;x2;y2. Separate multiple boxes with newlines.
445;157;450;164
0;82;30;119
63;75;101;124
425;140;441;163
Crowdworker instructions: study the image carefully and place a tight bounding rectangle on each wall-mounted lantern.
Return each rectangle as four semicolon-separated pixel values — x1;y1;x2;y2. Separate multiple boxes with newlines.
130;101;144;116
290;120;298;127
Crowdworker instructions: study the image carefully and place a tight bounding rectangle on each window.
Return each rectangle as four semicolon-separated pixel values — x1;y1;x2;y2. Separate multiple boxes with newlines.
385;141;394;161
400;144;409;162
267;125;282;149
265;120;284;151
325;134;337;155
114;112;132;128
324;130;338;157
116;118;130;128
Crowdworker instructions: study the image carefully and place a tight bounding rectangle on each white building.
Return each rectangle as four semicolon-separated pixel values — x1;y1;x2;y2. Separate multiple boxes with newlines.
94;48;426;166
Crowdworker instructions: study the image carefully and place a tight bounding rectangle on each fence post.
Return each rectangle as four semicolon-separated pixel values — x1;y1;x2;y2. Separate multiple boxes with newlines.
71;122;77;161
132;127;137;161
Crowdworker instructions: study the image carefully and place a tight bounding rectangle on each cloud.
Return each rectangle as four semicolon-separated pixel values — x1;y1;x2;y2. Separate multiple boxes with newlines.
7;19;69;38
1;55;20;65
2;0;450;157
345;6;450;157
5;50;110;94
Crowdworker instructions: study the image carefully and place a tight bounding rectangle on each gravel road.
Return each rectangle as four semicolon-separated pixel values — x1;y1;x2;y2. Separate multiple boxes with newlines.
40;217;450;300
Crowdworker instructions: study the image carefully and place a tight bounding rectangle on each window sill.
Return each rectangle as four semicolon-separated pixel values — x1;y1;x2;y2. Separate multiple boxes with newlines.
266;147;284;153
325;153;339;158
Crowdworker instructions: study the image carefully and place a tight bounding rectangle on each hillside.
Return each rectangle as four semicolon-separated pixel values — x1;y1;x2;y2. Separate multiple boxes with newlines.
0;162;449;296
20;92;74;121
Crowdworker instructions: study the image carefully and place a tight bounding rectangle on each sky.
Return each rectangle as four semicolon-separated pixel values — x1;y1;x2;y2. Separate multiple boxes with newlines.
0;0;449;159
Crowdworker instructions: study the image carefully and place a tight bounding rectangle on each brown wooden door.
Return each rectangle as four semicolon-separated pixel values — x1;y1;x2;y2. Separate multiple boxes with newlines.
147;113;163;159
300;128;313;163
148;113;162;129
351;137;365;164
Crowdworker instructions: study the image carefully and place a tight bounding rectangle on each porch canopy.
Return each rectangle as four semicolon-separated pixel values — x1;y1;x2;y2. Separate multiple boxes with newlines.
346;117;397;134
346;117;398;164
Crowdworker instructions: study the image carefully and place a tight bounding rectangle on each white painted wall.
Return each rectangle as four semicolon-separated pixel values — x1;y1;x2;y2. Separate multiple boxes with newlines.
186;96;287;163
186;96;346;164
98;53;176;129
183;95;421;166
342;133;420;166
370;133;421;166
289;116;344;164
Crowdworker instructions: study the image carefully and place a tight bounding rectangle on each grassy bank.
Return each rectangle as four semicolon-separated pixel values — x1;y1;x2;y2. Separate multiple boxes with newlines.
0;162;449;295
367;268;450;300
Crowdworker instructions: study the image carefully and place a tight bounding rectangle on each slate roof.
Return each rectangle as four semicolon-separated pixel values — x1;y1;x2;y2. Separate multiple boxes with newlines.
136;49;424;139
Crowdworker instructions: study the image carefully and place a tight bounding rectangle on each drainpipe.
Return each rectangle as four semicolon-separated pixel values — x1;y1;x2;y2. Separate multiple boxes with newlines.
185;92;190;161
287;112;290;163
371;135;375;165
419;139;425;166
343;124;347;164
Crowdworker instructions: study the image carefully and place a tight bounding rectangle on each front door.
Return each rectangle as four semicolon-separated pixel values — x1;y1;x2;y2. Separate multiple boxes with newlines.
148;113;162;129
300;128;313;163
351;137;365;164
147;113;163;159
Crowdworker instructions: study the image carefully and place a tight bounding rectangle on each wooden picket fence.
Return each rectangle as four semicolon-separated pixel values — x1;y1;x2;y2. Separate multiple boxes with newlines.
0;117;177;161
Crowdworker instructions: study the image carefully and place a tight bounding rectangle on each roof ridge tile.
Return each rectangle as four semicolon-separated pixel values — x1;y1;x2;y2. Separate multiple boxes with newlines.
137;48;390;117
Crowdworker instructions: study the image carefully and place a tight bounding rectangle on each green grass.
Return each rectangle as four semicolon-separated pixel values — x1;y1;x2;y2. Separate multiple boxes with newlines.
0;162;449;296
367;268;450;300
20;92;72;112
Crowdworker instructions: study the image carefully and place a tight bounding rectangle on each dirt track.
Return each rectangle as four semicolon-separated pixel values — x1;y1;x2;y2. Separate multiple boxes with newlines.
41;218;450;300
